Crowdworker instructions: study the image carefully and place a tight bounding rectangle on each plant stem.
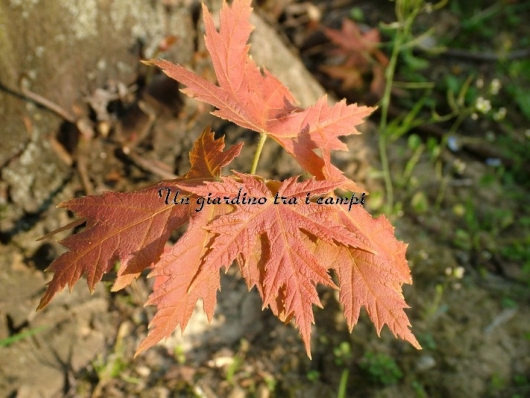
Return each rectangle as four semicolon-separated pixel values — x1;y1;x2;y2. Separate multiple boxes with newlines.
379;29;403;212
250;133;268;174
337;369;349;398
379;0;422;212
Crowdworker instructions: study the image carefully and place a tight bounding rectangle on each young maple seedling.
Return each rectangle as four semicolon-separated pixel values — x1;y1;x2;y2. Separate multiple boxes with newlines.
37;0;421;358
321;18;389;99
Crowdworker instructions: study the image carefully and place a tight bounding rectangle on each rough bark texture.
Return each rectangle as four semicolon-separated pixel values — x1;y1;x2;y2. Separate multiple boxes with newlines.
0;2;337;396
0;0;195;235
0;2;194;396
0;0;327;236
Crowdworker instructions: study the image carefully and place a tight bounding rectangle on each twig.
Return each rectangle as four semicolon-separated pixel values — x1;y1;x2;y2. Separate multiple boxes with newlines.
20;83;76;123
430;48;530;62
121;148;177;180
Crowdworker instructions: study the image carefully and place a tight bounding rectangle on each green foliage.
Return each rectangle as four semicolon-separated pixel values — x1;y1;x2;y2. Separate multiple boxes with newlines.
377;0;441;212
359;352;403;386
0;325;48;347
225;355;244;385
450;1;530;44
500;237;530;284
333;342;353;366
350;7;364;22
489;372;507;395
306;370;320;382
173;344;186;365
506;60;530;120
225;339;249;386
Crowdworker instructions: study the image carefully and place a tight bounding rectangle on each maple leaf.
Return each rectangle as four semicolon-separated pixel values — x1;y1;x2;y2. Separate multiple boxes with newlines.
146;0;375;191
135;203;229;355
37;128;241;310
308;204;421;350
146;172;374;358
324;19;388;67
35;0;420;360
322;19;388;97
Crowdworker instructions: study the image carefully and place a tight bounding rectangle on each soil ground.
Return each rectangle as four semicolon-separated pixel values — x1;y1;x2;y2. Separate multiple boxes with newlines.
1;1;529;397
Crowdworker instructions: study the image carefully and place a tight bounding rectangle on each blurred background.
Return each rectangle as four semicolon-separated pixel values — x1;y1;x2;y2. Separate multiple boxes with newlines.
0;0;529;396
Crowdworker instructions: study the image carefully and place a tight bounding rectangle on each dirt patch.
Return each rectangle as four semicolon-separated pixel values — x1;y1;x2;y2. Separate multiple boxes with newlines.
1;0;529;397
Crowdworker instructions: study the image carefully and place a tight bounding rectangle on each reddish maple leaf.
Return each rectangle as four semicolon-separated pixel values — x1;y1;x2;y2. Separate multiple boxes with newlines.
322;19;389;97
308;204;421;349
36;0;420;359
137;172;374;357
135;203;229;355
324;19;388;67
136;172;421;357
37;128;241;310
146;0;375;191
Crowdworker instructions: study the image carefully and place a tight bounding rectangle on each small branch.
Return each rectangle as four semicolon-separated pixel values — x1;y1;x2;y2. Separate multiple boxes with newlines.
420;48;530;62
19;84;76;123
122;148;178;180
77;154;93;195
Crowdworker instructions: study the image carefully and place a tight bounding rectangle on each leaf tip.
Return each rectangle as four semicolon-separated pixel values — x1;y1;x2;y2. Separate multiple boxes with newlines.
408;334;422;350
135;334;159;358
141;59;155;66
304;341;313;360
133;346;145;359
36;287;53;311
